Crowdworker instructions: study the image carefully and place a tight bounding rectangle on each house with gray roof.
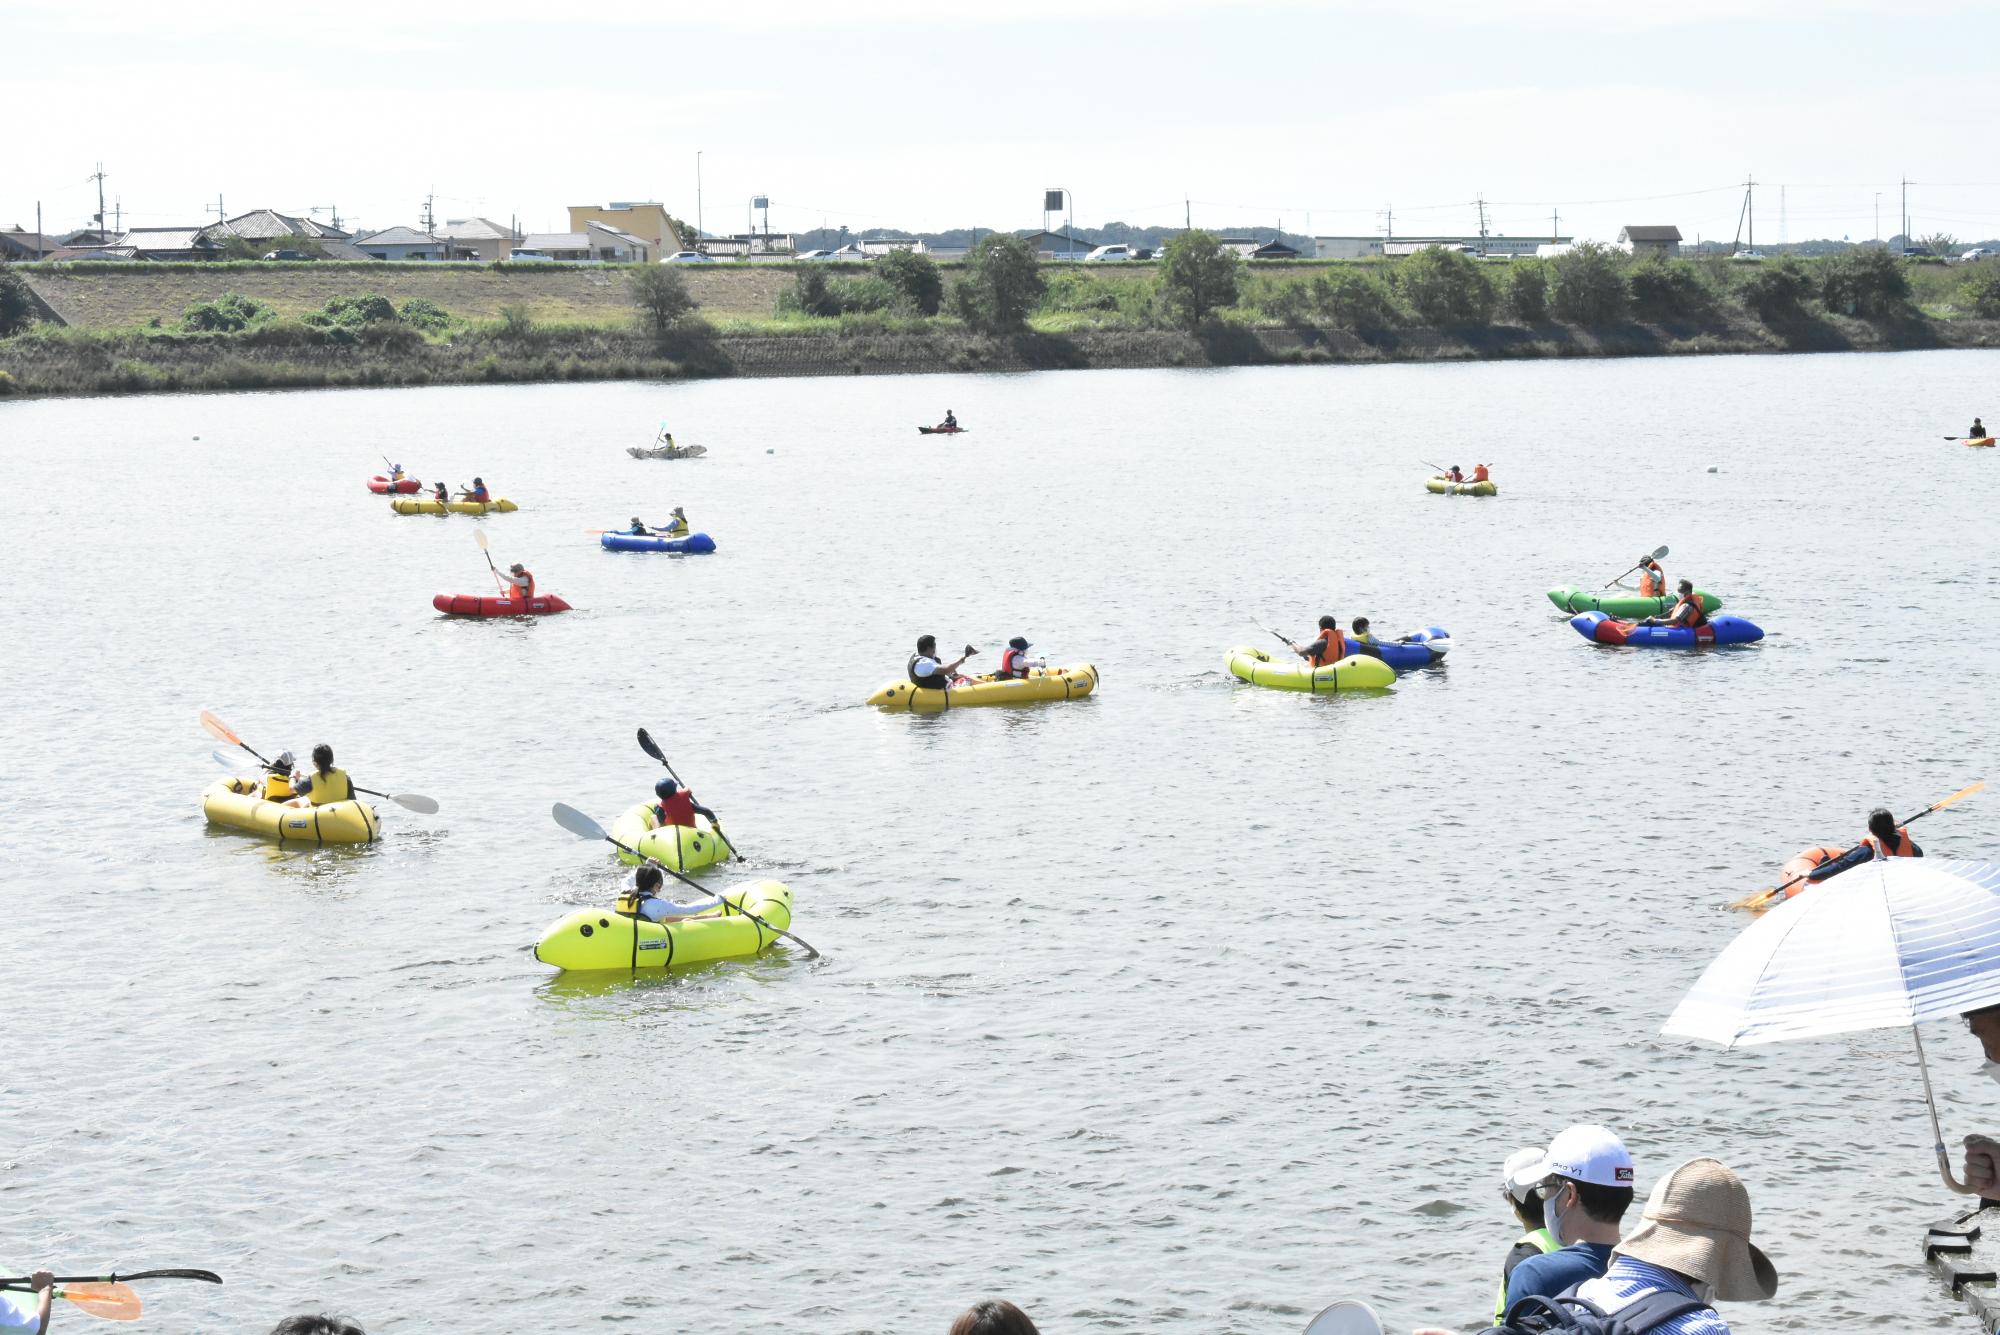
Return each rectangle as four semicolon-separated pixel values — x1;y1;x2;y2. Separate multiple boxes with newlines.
351;226;445;260
518;221;655;263
113;227;222;261
437;217;521;262
0;227;55;261
1617;225;1682;258
222;209;351;243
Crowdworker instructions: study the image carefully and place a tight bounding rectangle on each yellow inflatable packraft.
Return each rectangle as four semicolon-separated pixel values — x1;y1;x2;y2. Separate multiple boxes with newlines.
201;777;380;844
867;663;1099;713
608;802;734;870
390;497;519;514
1225;646;1395;693
533;880;794;972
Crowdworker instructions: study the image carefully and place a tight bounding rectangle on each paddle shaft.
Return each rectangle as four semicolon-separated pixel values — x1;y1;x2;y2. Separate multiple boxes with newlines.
1600;545;1670;590
604;831;815;960
0;1270;220;1286
205;719;434;813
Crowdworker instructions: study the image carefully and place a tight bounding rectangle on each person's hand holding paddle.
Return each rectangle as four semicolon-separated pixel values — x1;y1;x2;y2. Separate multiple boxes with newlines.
1603;544;1669;590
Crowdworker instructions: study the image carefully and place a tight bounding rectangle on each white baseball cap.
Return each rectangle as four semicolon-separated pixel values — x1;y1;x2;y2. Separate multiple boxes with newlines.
1536;1124;1634;1189
1503;1147;1546;1204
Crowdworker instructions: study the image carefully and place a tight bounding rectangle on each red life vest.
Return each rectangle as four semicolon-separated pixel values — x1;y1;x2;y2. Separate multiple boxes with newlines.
654;789;697;828
1306;628;1344;666
1865;827;1917;858
1000;647;1029;677
472;485;490;502
1639;568;1664;597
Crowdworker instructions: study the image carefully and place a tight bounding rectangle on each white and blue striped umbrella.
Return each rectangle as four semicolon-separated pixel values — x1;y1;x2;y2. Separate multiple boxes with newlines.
1663;860;2000;1194
1664;861;2000;1047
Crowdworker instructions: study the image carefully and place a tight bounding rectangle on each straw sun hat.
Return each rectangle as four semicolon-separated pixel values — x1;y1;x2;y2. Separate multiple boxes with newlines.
1614;1158;1778;1302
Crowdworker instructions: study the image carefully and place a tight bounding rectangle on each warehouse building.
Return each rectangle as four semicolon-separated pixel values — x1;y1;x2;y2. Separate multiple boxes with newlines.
1314;234;1569;259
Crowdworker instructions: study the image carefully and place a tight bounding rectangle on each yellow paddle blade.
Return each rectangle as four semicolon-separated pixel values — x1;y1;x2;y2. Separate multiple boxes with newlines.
1726;887;1780;913
198;709;242;748
1930;781;1986;813
61;1283;141;1321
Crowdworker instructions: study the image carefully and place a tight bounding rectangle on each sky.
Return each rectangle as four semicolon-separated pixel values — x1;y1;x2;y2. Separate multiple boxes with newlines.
8;0;2000;247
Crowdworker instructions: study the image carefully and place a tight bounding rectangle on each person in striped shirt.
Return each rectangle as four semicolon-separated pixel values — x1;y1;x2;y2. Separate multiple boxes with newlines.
1570;1157;1777;1335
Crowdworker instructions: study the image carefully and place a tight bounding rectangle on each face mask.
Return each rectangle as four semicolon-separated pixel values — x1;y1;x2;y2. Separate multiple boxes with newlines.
1542;1188;1567;1243
1980;1060;2000;1086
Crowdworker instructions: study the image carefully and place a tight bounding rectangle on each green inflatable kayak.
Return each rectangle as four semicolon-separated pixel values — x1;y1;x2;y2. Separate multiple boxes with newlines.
1546;587;1722;617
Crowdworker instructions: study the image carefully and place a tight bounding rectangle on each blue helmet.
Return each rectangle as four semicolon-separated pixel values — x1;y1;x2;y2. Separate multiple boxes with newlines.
654;777;679;800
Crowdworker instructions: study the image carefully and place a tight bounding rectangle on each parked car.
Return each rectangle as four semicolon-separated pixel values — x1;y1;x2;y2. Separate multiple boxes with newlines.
1084;244;1135;263
1134;247;1158;260
1899;247;1929;259
261;249;317;261
795;249;838;262
1952;247;1994;264
662;251;715;263
1730;249;1766;262
506;249;555;263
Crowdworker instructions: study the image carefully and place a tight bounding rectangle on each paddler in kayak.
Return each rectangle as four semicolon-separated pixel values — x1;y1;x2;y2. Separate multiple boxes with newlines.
1347;616;1386;660
286;744;355;807
456;476;492;503
624;864;723;923
909;634;977;690
624;515;653;536
1639;579;1707;629
1972;417;1987;439
498;562;535;601
651;777;717;830
263;750;298;801
940;409;959;432
1446;465;1465;483
1630;554;1667;598
996;636;1043;679
1805;807;1925;884
1471;462;1491;484
387;462;406;483
1288;615;1345;666
662;506;689;537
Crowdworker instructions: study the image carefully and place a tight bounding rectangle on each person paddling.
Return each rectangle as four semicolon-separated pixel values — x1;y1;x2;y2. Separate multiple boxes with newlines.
941;409;958;431
0;1270;56;1335
1628;555;1667;598
287;744;354;807
387;462;405;482
1805;807;1925;884
996;636;1042;679
624;863;724;923
1472;462;1491;484
625;515;652;537
662;506;689;537
499;562;535;602
1446;465;1465;483
1289;615;1345;666
263;750;299;802
909;634;976;691
650;777;717;830
430;481;449;505
457;476;491;503
1972;417;1987;439
1640;579;1707;629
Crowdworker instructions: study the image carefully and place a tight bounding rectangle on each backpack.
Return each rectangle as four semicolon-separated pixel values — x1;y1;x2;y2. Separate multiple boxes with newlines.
1489;1290;1714;1335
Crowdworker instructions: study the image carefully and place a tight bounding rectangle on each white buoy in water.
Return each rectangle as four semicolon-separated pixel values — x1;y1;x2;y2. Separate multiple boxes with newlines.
1707;466;1718;473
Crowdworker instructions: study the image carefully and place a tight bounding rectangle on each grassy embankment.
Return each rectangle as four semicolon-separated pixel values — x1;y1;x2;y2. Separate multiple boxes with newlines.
3;253;1999;398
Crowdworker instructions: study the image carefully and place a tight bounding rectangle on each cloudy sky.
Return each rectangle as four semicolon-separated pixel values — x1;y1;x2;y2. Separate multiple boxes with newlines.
9;0;2000;245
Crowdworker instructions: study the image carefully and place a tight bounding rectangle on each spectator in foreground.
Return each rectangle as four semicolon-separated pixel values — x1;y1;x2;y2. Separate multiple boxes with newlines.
1500;1124;1636;1309
269;1317;366;1335
1491;1145;1557;1324
1571;1156;1777;1335
1960;1002;2000;1198
949;1298;1039;1335
0;1271;54;1335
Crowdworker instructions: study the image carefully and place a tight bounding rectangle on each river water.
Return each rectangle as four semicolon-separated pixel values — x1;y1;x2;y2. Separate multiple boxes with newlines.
3;350;1997;1334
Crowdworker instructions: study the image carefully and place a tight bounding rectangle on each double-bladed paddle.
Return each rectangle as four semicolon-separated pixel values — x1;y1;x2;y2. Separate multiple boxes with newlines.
1727;782;1986;912
200;711;439;814
636;727;739;859
1600;545;1670;590
548;802;816;959
0;1270;221;1324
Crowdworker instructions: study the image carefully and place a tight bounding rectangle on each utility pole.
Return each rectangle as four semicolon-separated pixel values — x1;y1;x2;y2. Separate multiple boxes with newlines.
1475;193;1488;253
696;152;704;240
1552;208;1560;241
35;201;42;258
1184;197;1190;230
1746;175;1755;251
1779;185;1786;249
1381;205;1393;241
1900;176;1908;247
1875;192;1881;244
421;190;436;234
89;162;107;237
208;194;225;223
114;196;123;232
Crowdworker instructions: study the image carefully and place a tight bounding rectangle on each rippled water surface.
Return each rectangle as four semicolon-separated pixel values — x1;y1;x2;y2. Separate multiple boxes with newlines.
4;351;1999;1334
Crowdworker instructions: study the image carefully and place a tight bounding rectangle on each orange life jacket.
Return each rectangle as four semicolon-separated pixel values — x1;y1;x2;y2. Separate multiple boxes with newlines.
1673;592;1707;627
510;570;535;601
1306;628;1344;666
1472;464;1490;482
654;789;697;828
1865;827;1917;857
1638;568;1664;597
